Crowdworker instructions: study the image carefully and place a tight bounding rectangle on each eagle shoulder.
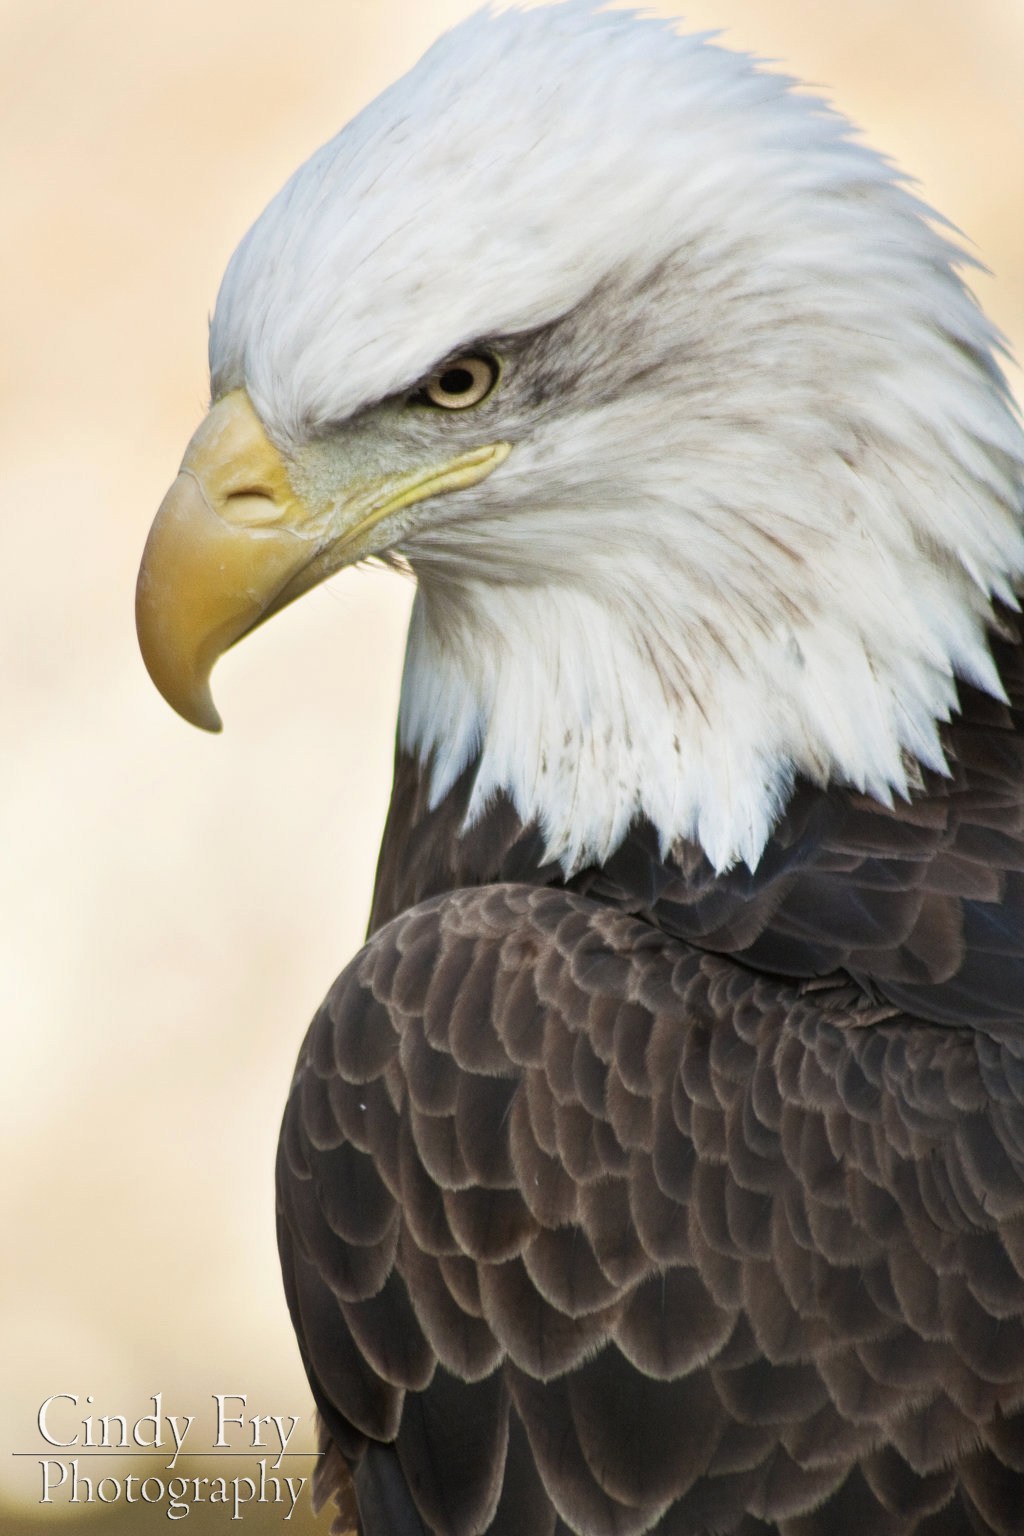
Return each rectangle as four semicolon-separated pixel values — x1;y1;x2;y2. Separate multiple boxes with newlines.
276;882;1024;1536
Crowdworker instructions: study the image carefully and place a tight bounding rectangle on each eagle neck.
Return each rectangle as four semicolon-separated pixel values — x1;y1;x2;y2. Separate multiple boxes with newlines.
396;576;812;875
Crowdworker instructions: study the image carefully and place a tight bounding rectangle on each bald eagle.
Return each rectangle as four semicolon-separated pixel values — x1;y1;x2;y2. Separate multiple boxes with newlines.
136;4;1024;1533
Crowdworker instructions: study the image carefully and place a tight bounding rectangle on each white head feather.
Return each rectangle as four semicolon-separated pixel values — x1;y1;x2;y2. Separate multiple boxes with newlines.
210;1;1024;873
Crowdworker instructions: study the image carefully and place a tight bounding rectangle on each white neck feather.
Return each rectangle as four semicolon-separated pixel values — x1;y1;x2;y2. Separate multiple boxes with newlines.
398;541;1009;877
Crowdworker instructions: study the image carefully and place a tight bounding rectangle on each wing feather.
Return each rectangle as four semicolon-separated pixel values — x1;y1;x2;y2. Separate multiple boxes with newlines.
280;884;1024;1534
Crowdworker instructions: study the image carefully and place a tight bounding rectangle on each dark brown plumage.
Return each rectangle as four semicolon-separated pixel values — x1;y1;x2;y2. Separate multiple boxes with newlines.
276;620;1024;1536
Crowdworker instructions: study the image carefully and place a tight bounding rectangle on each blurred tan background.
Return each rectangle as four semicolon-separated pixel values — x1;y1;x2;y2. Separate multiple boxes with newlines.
1;0;1021;1525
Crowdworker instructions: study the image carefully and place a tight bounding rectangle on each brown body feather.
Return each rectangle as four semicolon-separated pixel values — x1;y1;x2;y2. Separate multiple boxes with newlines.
277;622;1024;1535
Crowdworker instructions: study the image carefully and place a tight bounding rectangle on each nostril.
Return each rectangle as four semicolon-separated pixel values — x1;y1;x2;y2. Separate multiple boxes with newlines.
220;488;283;527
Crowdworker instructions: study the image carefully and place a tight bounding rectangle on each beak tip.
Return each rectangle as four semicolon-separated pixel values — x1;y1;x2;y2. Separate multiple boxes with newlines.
164;678;224;734
192;703;224;735
136;634;225;733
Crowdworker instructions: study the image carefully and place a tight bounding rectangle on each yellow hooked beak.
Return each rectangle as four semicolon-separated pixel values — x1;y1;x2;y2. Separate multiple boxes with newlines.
135;389;509;731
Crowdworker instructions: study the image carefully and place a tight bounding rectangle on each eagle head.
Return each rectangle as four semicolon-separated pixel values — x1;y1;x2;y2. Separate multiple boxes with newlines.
137;1;1024;873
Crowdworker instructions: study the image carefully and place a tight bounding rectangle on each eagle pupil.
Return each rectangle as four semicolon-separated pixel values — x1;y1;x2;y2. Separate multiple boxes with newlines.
440;367;474;394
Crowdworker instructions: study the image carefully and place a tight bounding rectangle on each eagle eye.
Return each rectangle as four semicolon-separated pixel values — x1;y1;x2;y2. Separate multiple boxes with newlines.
420;354;499;410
